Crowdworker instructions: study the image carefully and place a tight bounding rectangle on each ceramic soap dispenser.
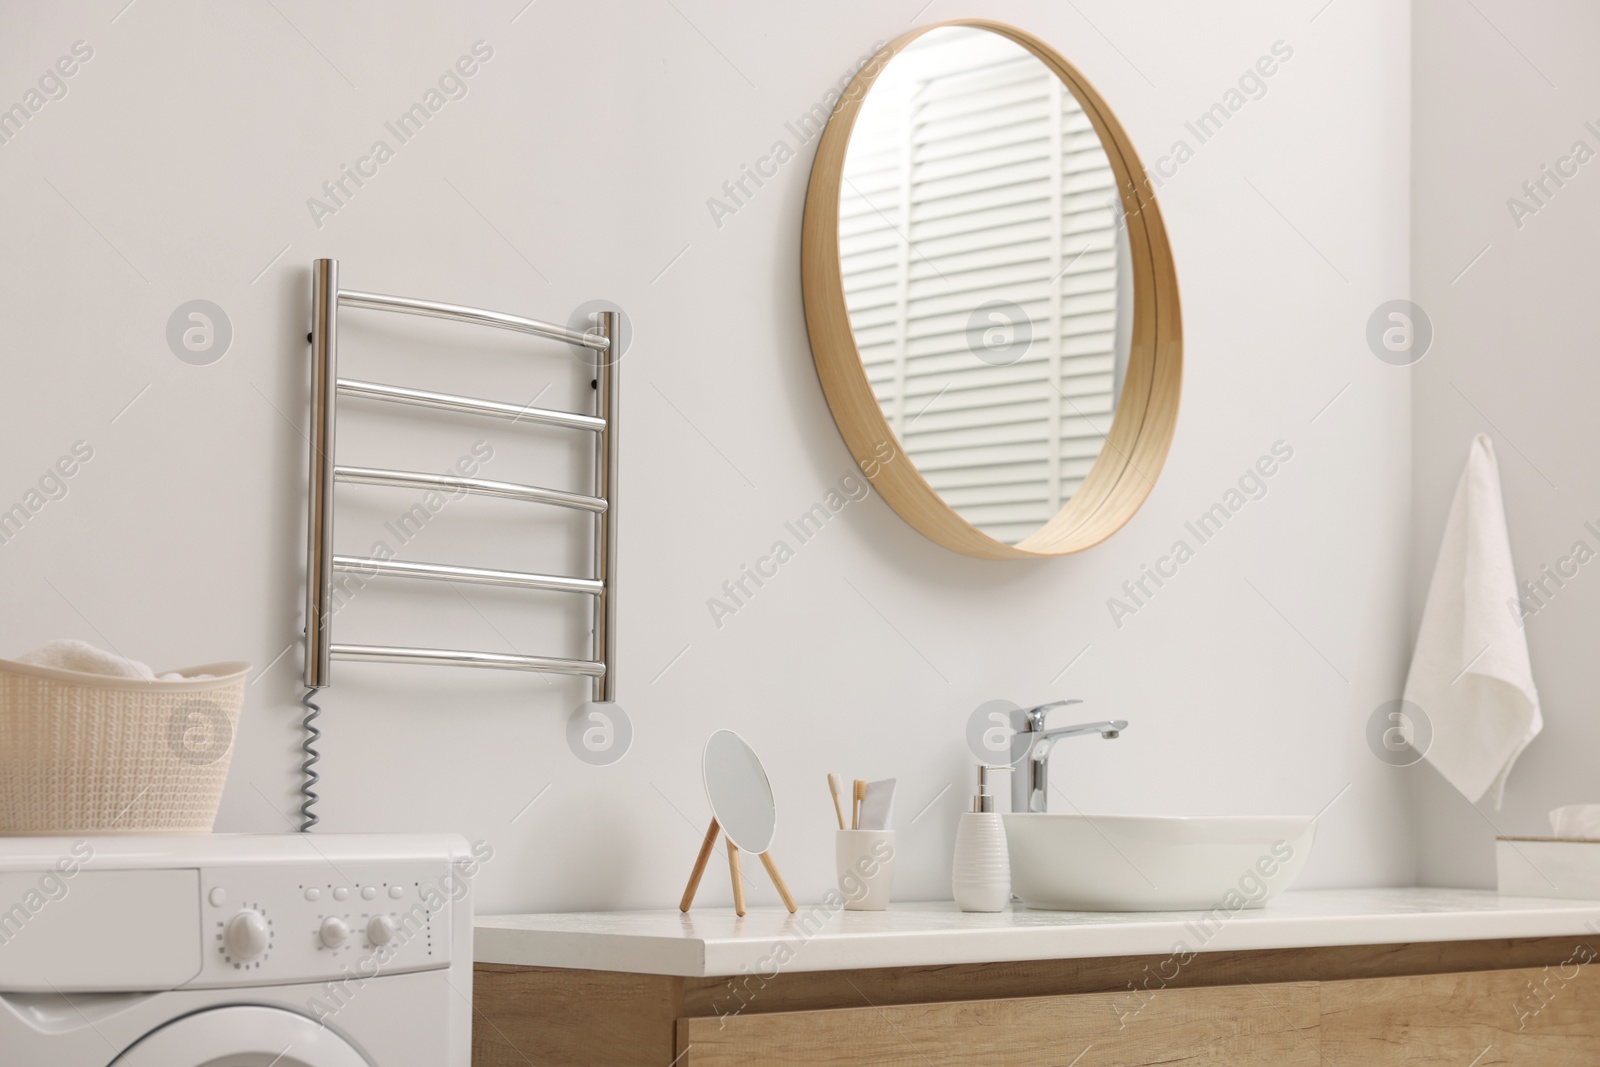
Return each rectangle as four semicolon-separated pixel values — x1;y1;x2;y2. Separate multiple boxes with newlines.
952;764;1011;912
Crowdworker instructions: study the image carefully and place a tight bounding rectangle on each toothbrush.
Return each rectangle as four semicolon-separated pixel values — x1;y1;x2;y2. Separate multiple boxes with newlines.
827;773;847;830
853;779;866;831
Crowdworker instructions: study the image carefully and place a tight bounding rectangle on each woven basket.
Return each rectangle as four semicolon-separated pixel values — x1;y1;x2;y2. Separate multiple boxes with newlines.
0;658;250;834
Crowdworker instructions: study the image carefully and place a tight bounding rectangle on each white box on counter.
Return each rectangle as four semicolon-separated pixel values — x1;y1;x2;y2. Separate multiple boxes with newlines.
1498;837;1600;902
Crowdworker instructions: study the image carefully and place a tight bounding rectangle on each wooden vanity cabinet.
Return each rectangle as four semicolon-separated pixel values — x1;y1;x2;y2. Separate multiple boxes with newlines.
474;936;1600;1066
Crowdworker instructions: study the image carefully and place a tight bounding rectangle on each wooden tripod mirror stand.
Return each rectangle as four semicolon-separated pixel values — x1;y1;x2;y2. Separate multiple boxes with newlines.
679;730;797;917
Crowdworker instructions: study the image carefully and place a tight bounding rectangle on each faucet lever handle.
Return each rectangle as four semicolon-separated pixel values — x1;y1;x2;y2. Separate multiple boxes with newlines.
1014;698;1083;732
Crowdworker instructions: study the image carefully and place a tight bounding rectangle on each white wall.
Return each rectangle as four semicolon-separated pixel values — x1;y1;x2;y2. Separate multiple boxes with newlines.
1411;0;1600;886
0;0;1413;914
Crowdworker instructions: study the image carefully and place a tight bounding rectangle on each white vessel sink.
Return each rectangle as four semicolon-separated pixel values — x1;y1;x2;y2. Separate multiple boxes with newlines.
1001;813;1315;912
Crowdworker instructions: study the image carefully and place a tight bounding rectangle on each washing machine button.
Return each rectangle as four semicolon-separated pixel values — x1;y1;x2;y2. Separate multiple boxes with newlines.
367;914;397;946
225;910;269;960
319;916;350;949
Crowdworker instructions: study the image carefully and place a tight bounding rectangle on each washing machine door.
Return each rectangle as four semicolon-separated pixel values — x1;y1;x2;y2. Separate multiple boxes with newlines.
110;1005;370;1067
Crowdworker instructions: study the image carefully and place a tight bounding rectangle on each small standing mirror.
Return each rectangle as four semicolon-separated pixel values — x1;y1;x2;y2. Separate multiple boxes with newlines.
703;729;777;852
679;730;797;916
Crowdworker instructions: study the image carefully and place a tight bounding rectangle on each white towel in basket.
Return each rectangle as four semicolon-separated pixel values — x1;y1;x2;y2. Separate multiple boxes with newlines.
14;639;203;681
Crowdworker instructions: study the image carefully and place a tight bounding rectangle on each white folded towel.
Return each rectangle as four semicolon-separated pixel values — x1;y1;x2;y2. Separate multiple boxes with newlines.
1550;805;1600;839
14;638;194;681
1404;434;1541;808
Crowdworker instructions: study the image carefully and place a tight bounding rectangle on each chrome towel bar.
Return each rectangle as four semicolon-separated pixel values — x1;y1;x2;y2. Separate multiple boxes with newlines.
303;258;619;700
329;643;607;678
333;464;607;513
336;377;606;432
330;555;603;596
337;288;604;348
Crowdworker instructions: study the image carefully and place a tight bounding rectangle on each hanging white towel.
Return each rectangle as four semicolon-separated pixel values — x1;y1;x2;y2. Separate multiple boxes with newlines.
1404;434;1541;808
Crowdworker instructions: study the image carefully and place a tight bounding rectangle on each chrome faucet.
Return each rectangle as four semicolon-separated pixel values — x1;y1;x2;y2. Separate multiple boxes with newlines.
1008;700;1127;814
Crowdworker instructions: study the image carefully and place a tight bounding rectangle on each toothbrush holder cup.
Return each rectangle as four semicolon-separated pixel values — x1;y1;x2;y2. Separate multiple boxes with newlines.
836;829;896;911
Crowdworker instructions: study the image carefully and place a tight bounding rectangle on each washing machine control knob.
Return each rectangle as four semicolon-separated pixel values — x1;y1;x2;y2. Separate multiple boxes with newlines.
319;916;350;949
224;910;269;959
366;914;397;946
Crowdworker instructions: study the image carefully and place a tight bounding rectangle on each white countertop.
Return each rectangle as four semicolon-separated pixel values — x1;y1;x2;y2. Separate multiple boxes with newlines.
474;888;1600;977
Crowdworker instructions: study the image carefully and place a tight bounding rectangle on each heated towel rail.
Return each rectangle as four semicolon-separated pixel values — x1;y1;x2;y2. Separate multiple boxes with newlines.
302;258;619;702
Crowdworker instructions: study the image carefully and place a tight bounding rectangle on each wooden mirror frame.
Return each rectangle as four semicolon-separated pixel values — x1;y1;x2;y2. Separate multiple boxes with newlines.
801;19;1182;559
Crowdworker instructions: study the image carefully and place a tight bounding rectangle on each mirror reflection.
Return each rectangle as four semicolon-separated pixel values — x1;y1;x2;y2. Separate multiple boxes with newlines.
838;27;1132;544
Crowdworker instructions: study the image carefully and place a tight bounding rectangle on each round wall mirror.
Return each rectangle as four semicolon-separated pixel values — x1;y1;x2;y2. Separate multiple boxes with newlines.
801;20;1181;558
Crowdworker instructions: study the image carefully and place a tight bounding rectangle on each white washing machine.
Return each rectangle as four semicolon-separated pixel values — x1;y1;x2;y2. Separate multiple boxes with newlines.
0;834;475;1066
